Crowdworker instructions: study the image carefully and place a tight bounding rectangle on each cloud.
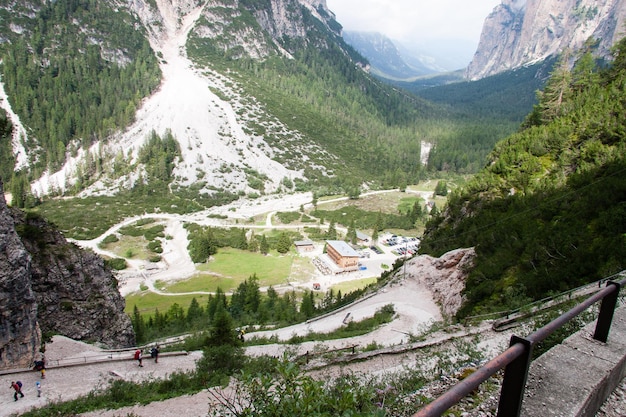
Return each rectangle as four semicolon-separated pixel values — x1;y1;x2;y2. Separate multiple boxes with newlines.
326;0;501;46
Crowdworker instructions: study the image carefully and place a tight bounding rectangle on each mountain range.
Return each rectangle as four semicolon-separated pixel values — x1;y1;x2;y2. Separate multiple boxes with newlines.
341;31;466;80
0;0;624;201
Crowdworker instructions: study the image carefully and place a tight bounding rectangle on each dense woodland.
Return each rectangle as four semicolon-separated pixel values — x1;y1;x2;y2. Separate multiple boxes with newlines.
0;0;160;177
420;41;626;317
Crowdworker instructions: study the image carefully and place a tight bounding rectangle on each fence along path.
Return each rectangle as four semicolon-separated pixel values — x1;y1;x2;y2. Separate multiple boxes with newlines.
413;271;626;417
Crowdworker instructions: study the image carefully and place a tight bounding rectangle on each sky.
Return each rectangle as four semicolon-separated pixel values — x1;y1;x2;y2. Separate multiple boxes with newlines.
325;0;501;51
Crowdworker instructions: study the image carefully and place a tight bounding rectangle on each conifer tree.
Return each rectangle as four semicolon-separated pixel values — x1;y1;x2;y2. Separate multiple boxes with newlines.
300;290;315;319
326;219;337;240
132;305;146;344
260;234;269;255
347;219;357;244
276;232;292;254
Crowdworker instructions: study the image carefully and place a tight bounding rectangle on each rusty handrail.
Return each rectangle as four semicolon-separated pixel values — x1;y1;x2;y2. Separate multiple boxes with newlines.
413;275;625;417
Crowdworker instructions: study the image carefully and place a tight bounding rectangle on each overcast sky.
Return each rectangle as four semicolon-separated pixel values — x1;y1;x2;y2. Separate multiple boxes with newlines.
325;0;501;49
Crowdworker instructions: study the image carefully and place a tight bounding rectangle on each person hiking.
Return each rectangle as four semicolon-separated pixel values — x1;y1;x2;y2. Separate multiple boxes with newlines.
134;349;143;367
34;359;46;378
11;381;24;401
150;345;160;363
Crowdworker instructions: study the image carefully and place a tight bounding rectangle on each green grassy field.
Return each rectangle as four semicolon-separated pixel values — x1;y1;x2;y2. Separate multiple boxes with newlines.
125;248;295;314
203;248;293;285
155;274;238;293
330;277;378;294
125;291;211;316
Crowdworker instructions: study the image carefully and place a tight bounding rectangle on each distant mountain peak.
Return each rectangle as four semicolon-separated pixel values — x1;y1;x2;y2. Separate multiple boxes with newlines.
466;0;626;80
342;31;452;80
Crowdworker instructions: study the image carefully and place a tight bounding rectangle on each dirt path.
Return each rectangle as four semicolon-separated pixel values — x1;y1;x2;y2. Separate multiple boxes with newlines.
1;264;447;417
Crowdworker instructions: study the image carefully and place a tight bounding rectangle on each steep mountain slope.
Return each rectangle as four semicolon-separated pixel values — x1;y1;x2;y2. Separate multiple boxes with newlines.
1;0;435;200
466;0;626;80
420;39;626;316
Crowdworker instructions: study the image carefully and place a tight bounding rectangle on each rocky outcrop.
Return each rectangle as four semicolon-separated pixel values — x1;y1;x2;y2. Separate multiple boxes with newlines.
0;181;41;369
0;180;134;369
466;0;626;80
407;248;476;317
192;0;341;60
12;210;136;349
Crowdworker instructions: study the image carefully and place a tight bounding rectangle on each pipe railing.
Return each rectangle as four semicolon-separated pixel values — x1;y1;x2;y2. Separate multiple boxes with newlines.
413;276;625;417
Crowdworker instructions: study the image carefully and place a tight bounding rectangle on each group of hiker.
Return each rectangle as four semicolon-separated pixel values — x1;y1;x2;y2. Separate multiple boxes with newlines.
134;345;160;367
10;345;161;402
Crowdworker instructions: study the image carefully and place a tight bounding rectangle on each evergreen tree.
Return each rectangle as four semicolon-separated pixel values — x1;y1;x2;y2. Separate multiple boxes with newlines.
300;290;315;319
232;228;248;250
207;287;228;321
167;303;186;329
372;211;382;243
346;219;357;244
248;231;259;252
187;297;204;326
207;304;238;347
276;232;292;254
188;228;218;263
260;234;269;255
537;51;573;123
434;180;448;196
326;219;337;240
132;305;146;344
153;307;166;330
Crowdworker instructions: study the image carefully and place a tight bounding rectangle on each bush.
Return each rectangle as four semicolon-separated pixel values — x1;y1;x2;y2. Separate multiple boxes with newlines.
102;234;119;244
105;258;127;270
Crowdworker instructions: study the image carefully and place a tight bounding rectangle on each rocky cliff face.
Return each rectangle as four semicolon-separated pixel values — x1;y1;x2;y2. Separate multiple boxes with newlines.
191;0;341;60
466;0;626;80
0;182;40;369
407;248;476;318
0;180;134;369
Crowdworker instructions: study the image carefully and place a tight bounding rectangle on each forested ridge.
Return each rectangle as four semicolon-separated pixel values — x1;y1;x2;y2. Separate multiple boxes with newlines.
420;40;626;317
0;0;160;176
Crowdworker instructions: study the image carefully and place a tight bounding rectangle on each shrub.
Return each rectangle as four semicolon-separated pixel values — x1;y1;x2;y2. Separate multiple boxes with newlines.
105;258;127;270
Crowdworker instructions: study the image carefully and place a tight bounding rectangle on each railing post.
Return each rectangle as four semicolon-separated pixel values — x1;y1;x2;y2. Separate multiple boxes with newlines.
496;336;533;417
593;281;621;342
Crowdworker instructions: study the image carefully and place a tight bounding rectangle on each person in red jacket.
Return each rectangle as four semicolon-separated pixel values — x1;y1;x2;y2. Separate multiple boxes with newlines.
11;381;24;401
134;349;143;367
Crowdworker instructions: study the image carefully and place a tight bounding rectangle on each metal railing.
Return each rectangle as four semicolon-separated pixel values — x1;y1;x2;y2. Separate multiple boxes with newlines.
413;275;626;417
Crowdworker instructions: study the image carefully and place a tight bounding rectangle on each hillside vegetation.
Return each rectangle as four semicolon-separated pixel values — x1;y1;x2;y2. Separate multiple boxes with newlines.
405;60;554;173
1;0;530;206
0;0;160;176
420;41;626;317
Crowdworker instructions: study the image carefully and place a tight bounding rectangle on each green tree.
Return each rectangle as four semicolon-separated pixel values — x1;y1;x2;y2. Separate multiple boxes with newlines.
300;290;315;319
326;219;337;240
346;219;357;244
187;297;204;326
260;234;269;255
131;305;146;344
188;228;218;263
276;232;291;254
207;287;228;321
167;303;186;329
434;180;448;196
207;304;238;347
